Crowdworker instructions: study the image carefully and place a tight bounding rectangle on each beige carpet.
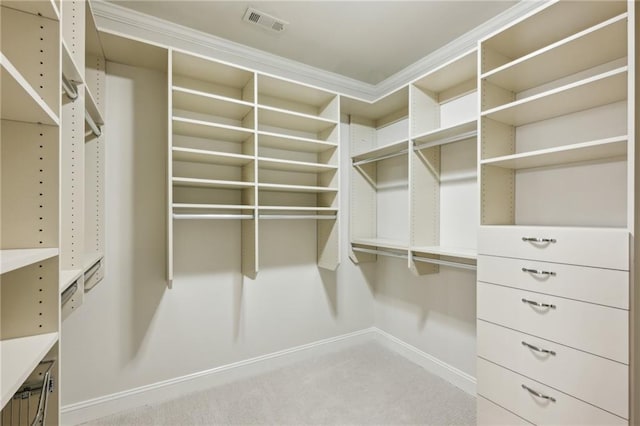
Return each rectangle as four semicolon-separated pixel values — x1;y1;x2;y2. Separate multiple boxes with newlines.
82;341;475;425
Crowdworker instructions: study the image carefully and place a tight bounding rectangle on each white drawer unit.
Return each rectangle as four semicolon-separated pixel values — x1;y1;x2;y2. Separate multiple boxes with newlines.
477;358;627;426
477;282;628;364
477;320;628;418
478;254;629;309
477;396;532;426
478;226;629;270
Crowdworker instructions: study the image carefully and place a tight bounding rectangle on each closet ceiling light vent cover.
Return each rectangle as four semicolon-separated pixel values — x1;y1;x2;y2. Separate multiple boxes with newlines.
242;7;288;33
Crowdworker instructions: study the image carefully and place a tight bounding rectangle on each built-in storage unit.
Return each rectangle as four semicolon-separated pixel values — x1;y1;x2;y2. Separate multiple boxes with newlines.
346;49;478;273
1;1;61;423
167;50;340;284
476;1;634;424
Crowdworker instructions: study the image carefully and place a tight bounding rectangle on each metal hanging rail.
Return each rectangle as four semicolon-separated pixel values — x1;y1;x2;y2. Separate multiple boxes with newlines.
412;255;477;271
173;214;254;220
351;246;408;260
85;110;102;138
258;214;337;220
352;148;409;167
61;73;79;100
413;130;477;151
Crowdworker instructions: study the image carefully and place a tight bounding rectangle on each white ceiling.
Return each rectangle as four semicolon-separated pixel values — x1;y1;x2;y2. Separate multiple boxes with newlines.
104;1;517;84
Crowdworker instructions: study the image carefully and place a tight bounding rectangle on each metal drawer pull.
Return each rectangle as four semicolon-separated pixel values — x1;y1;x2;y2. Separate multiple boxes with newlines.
521;384;556;402
522;341;556;356
522;267;556;276
522;237;556;243
521;298;556;309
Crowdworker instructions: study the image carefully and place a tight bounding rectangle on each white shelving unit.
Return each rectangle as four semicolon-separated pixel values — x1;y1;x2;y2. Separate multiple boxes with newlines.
1;2;62;419
476;2;634;424
167;51;340;284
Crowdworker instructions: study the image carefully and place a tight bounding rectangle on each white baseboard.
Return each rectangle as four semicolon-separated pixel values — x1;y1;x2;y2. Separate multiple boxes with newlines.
372;327;477;396
61;327;476;425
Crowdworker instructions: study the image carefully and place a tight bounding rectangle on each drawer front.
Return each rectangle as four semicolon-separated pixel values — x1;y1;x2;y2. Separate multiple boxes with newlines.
477;358;627;426
478;255;629;309
478;226;628;270
478;320;628;418
477;282;628;363
478;396;532;426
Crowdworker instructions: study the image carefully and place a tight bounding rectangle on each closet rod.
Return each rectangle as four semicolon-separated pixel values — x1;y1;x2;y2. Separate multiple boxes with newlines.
413;130;477;151
85;111;102;138
173;214;253;220
259;215;337;220
352;246;408;260
412;256;477;271
61;74;79;100
352;149;409;167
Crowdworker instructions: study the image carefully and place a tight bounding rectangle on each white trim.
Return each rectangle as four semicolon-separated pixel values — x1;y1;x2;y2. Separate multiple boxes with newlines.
61;327;476;425
91;0;542;103
372;328;477;396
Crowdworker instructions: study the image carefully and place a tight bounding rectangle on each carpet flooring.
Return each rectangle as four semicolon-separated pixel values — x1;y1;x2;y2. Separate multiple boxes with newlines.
81;341;476;425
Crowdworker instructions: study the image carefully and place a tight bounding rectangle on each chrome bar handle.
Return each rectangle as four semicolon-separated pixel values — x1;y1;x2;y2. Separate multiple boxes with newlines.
522;267;556;276
522;341;556;356
522;237;556;243
521;298;556;309
521;384;556;402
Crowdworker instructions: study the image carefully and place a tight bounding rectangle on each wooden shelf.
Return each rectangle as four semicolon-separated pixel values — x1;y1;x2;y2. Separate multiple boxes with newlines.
1;333;58;409
412;120;477;149
173;177;254;189
60;269;83;294
259;206;338;212
258;157;336;173
172;51;254;93
85;84;104;126
1;53;59;125
482;67;627;126
258;183;337;194
1;0;60;20
482;136;627;170
173;203;253;210
0;248;59;275
413;49;477;93
62;40;84;84
352;139;408;163
481;2;627;71
352;238;408;251
258;106;337;134
482;14;627;93
411;245;477;260
258;75;336;114
257;131;337;153
172;116;253;143
173;147;253;166
172;86;254;120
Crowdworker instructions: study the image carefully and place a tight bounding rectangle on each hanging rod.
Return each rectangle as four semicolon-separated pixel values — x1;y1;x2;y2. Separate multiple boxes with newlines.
412;255;477;271
173;214;254;220
61;74;79;100
352;246;408;260
413;130;477;151
85;111;102;138
259;214;337;220
352;149;409;167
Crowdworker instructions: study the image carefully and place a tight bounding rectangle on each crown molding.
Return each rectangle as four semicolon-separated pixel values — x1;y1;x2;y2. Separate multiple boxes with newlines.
92;0;543;103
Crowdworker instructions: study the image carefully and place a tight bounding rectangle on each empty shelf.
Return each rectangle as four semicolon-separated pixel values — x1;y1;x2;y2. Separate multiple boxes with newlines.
352;140;409;163
258;131;337;153
173;177;254;189
60;269;83;293
411;246;477;260
259;206;338;212
482;67;627;126
1;0;59;20
1;53;59;125
173;116;253;143
352;238;409;251
1;333;58;409
482;14;627;93
413;50;477;93
1;248;59;275
258;106;337;134
412;120;477;149
258;75;336;112
258;157;337;173
173;203;253;210
481;136;627;169
258;183;337;193
172;86;254;120
172;147;253;166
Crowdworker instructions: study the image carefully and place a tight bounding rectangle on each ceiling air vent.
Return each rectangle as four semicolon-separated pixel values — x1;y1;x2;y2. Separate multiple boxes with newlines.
242;7;288;33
